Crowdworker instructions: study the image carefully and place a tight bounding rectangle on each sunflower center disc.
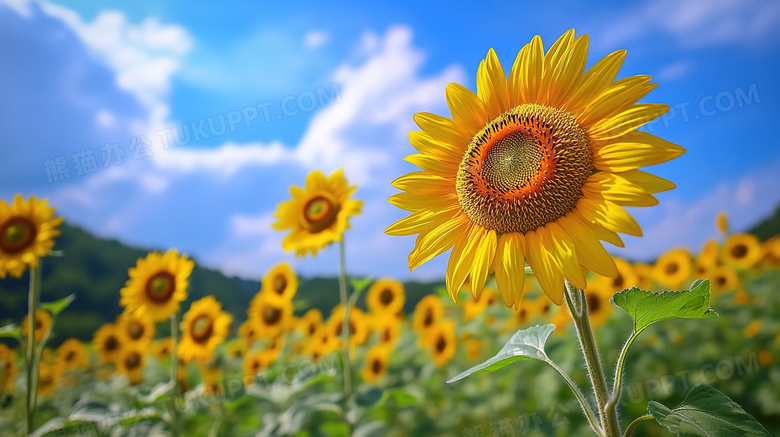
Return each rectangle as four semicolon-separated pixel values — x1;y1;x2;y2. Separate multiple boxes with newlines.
456;104;591;233
379;289;394;305
191;315;214;343
273;275;287;295
125;352;141;369
146;272;175;302
303;195;340;233
263;306;282;325
372;359;382;373
435;335;447;353
105;336;119;351
129;321;144;340
0;217;37;254
731;244;747;258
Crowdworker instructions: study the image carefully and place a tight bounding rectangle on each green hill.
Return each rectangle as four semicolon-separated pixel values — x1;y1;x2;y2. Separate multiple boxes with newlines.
749;204;780;241
0;224;442;345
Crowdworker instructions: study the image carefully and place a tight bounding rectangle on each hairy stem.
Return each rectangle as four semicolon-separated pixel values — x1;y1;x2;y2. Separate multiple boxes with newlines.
623;414;653;437
338;238;353;433
548;360;605;437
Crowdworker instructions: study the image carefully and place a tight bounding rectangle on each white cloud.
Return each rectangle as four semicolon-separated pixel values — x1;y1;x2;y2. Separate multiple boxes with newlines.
10;0;193;131
303;30;329;48
600;0;780;48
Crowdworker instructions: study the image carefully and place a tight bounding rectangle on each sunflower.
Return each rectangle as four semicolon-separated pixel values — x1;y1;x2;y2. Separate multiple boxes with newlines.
762;237;780;270
262;262;298;301
710;266;739;295
594;257;637;293
0;195;63;278
56;339;89;371
583;283;614;328
150;338;173;361
361;345;390;383
652;248;692;289
413;295;443;338
93;323;122;364
226;339;244;360
178;296;233;364
462;292;488;322
0;343;17;392
248;293;293;338
374;315;402;346
297;308;323;337
22;309;52;342
464;336;483;361
116;344;146;385
716;212;729;234
120;250;194;322
427;320;457;368
502;299;532;332
37;360;61;397
238;320;259;351
722;233;762;270
632;262;653;290
367;278;406;315
386;29;682;308
243;348;278;382
307;326;340;359
198;361;224;396
329;304;369;347
272;169;363;257
116;311;155;347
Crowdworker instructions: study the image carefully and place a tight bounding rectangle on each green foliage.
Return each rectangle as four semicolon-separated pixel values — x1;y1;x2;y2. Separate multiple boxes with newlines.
40;293;75;316
447;324;555;383
612;279;718;335
649;384;771;436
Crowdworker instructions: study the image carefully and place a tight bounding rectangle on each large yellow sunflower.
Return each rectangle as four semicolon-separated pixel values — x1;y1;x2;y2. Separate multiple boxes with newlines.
0;194;63;278
116;311;155;347
366;278;406;315
261;262;299;301
22;309;52;342
272;169;363;257
120;250;194;322
93;323;122;364
386;29;682;308
178;296;233;364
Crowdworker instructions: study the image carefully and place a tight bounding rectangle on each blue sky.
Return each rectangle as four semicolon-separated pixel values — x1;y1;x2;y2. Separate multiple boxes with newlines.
2;0;779;280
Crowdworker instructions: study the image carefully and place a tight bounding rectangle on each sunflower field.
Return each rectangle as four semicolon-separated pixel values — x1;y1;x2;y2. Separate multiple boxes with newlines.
2;29;779;437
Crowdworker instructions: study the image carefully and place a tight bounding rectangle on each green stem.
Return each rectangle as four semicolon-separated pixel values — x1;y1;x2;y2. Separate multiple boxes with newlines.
547;360;604;437
170;311;180;437
623;414;653;437
337;238;353;433
564;280;620;437
24;264;40;435
606;333;638;418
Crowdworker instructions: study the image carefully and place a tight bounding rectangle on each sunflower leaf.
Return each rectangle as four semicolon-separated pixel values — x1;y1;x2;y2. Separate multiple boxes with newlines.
611;279;717;335
0;324;21;340
648;384;770;436
447;324;554;383
40;293;76;316
350;277;373;294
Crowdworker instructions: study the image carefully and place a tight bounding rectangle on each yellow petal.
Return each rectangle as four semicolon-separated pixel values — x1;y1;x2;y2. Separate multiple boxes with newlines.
557;214;618;278
545;35;589;108
545;222;587;290
591;131;686;172
563;49;626;113
389;192;457;212
525;228;565;305
493;232;526;307
575;197;643;237
469;228;497;297
445;227;475;301
414;112;471;150
404;154;459;178
391;171;453;196
582;172;659;207
589;103;670;140
385;206;459;236
477;48;510;118
409;213;470;270
508;35;544;106
618;169;676;194
446;82;489;134
577;75;654;129
408;131;463;163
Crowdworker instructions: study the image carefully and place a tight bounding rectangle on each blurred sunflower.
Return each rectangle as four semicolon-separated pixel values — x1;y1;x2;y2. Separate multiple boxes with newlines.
199;361;224;396
599;257;637;293
120;250;194;322
632;262;653;290
374;315;401;346
272;169;363;257
744;320;762;339
502;300;531;332
427;320;457;368
226;339;243;360
722;233;762;270
710;266;739;295
361;345;390;383
56;339;89;371
464;336;483;361
93;323;122;364
367;278;406;315
262;262;298;301
0;194;63;278
150;338;173;361
248;293;293;338
0;344;17;392
762;237;780;269
307;326;340;359
734;290;750;305
117;311;155;347
116;344;146;385
298;308;323;337
584;284;614;328
22;309;52;342
238;320;259;351
329;305;369;347
37;360;61;397
413;295;443;339
652;248;692;289
386;29;682;308
178;296;233;364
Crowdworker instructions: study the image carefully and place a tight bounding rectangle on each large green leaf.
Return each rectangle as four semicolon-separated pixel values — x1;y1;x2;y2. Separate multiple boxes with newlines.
648;384;770;436
612;280;717;334
447;324;554;383
40;293;76;316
